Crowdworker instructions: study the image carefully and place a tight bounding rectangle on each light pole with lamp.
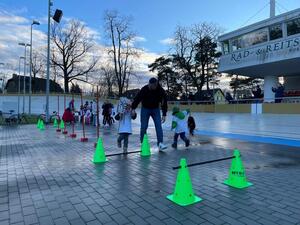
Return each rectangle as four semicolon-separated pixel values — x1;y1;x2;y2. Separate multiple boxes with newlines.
0;63;4;94
18;43;31;114
29;20;40;115
0;78;2;94
45;0;62;123
18;57;25;117
0;62;5;93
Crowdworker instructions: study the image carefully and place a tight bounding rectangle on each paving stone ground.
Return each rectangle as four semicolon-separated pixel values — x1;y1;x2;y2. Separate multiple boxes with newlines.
0;122;300;225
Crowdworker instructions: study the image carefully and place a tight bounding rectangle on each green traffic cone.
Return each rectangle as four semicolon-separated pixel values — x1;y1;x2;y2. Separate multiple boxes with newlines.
38;120;43;130
39;120;45;130
37;119;41;129
92;138;108;163
167;158;202;206
53;118;58;128
140;134;151;157
223;149;253;189
59;120;65;129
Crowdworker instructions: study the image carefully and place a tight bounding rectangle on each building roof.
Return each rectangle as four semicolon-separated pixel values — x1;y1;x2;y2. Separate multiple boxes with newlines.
219;8;300;41
194;88;225;100
5;74;63;93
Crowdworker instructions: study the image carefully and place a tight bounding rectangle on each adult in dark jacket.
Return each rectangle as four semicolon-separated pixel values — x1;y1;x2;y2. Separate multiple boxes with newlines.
102;102;114;126
272;84;284;103
132;78;168;151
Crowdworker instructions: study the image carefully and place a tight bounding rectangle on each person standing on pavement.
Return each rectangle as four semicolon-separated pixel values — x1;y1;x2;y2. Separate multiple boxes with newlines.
131;78;168;151
171;107;190;149
115;97;137;153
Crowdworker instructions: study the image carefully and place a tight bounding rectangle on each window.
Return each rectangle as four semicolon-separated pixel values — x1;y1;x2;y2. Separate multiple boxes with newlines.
222;40;230;54
242;28;268;47
287;18;300;36
269;24;283;40
231;28;268;51
232;37;242;51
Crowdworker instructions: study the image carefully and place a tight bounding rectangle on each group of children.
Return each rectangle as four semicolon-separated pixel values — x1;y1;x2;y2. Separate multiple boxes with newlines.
114;97;196;153
63;99;116;126
79;101;95;125
62;100;95;124
62;97;196;153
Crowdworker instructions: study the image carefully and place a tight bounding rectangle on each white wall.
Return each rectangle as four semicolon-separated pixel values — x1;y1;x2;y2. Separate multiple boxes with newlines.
0;95;104;115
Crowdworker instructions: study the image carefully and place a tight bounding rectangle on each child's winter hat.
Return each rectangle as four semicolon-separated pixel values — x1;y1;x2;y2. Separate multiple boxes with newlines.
117;97;131;114
172;107;180;115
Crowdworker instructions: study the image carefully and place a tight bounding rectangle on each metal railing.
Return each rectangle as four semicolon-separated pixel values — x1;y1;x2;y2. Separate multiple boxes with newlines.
168;96;300;105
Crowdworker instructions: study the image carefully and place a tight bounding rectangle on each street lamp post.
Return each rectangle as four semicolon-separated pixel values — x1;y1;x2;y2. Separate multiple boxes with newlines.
45;0;52;123
0;63;4;94
0;78;2;94
18;57;25;117
0;62;5;93
29;20;40;115
45;0;62;123
18;43;31;114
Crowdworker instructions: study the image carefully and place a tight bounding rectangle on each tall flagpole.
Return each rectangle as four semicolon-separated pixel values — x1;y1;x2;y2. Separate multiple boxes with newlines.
270;0;275;18
46;0;52;123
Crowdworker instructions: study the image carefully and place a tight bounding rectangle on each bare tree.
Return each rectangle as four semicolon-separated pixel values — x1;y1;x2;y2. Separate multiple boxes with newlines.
103;10;138;97
51;20;98;93
31;50;45;92
31;51;45;79
125;64;134;92
173;25;194;96
99;65;117;97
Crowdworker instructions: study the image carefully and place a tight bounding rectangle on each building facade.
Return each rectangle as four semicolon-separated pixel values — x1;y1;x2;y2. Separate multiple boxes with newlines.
218;5;300;102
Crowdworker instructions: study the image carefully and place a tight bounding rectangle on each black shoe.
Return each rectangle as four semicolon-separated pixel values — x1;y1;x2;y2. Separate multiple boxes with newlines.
117;140;122;148
185;140;190;147
172;143;177;149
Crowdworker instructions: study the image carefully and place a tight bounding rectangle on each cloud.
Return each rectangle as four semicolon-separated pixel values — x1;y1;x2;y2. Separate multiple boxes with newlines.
86;26;101;42
0;9;28;24
160;37;175;45
0;10;47;76
0;9;162;91
134;36;147;42
35;16;48;26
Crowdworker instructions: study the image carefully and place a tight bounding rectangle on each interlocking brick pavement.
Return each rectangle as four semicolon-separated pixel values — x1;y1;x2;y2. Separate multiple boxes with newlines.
0;123;300;225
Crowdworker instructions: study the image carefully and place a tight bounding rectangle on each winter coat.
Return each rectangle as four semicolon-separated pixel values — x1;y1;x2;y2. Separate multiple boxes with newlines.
62;109;75;123
132;84;168;116
172;110;189;134
102;103;113;116
118;111;133;134
116;97;134;134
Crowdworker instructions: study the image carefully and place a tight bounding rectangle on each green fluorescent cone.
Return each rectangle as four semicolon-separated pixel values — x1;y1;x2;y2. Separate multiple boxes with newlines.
140;134;151;157
53;118;58;128
37;119;41;129
59;120;65;129
167;158;202;206
224;149;253;189
92;138;108;163
39;120;45;130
